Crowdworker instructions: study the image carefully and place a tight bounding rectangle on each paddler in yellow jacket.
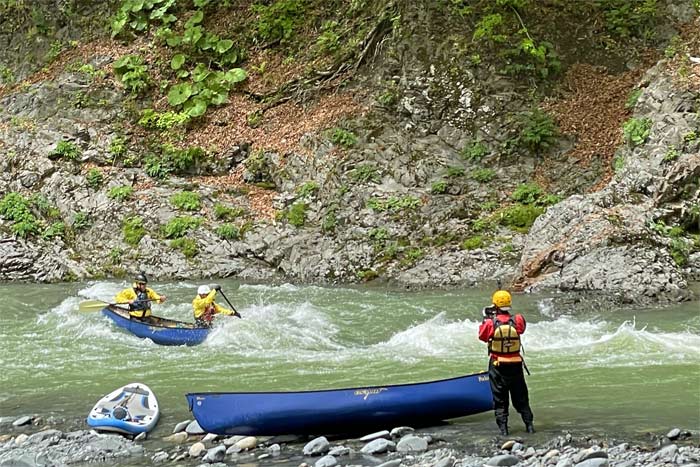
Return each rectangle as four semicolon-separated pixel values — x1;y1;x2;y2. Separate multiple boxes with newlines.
114;273;167;321
193;284;239;327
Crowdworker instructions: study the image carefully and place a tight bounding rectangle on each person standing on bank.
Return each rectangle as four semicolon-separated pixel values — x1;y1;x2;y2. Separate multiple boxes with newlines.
193;284;240;327
114;273;167;322
478;289;535;436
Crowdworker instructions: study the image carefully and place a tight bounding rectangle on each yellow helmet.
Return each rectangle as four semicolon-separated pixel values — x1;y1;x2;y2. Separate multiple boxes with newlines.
492;290;512;308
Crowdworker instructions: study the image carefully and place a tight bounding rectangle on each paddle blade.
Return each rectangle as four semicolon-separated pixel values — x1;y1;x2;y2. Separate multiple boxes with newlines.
78;300;109;312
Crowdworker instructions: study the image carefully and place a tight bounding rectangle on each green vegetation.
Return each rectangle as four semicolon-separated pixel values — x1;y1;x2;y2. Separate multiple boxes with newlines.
625;88;642;109
296;181;319;198
499;204;544;232
42;222;65;240
170;237;198;257
367;196;421;213
113;55;151;94
252;0;306;45
0;192;40;238
73;212;91;230
86;169;103;189
108;185;134;202
122;216;145;246
49;141;81;161
446;166;465;178
328;128;357;148
471;168;495;183
350;165;380;184
287;202;307;227
461;235;488;250
517;109;559;153
214;203;245;221
162;216;202;238
144;145;205;178
623;117;652;146
170;191;201;211
663;146;680;162
215;223;240;240
595;0;658;41
461;141;489;162
431;180;448;194
138;109;190;131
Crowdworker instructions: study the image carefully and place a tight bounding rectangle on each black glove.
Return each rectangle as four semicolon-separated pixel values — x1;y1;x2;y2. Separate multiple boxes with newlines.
481;306;496;318
210;283;222;291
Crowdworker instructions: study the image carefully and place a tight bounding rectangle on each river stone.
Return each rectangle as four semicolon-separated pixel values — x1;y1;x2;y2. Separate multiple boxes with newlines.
666;428;681;440
203;445;226;463
328;446;350;456
185;420;204;435
163;432;188;444
390;426;414;437
223;435;247;446
555;459;574;467
485;454;519;466
303;436;330;455
12;416;32;427
360;430;391;442
574;459;608;467
376;460;402;467
235;436;257;450
315;454;338;467
173;420;190;433
652;444;677;462
573;448;608;464
396;435;428;453
202;433;219;443
152;451;169;463
134;432;147;441
432;456;455;467
501;440;516;450
26;429;62;444
189;441;206;457
361;438;395;454
14;433;28;446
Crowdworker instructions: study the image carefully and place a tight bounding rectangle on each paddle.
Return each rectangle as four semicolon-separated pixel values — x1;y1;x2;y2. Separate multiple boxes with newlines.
217;289;242;319
78;299;156;312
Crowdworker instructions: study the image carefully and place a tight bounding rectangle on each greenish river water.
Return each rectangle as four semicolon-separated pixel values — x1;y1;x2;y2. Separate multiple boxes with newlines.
1;280;699;444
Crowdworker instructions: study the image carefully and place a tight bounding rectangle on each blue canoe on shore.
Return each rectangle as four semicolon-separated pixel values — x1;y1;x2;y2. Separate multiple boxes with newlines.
186;371;493;435
102;305;209;346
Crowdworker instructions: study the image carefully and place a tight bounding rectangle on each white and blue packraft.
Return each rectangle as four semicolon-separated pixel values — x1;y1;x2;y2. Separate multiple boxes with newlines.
87;383;159;435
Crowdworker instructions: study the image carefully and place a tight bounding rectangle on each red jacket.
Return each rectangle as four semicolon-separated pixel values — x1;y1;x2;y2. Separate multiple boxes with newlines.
478;312;526;361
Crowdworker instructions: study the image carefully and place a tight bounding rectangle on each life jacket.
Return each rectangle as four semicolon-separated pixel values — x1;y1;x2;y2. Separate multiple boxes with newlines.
129;288;150;317
488;315;522;363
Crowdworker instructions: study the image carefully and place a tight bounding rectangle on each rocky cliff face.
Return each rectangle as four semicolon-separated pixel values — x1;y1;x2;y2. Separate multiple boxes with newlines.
0;0;697;306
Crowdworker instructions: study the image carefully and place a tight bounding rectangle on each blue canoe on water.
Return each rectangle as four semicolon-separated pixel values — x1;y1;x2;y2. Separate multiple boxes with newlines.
102;305;209;346
186;371;493;435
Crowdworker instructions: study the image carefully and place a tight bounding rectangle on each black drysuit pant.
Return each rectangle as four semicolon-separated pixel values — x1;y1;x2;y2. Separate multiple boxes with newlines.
488;359;534;427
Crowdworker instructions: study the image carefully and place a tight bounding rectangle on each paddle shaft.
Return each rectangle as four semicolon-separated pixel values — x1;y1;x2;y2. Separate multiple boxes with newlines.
218;289;241;318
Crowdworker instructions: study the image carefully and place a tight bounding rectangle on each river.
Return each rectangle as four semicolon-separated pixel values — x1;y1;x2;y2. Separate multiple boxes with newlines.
1;280;699;452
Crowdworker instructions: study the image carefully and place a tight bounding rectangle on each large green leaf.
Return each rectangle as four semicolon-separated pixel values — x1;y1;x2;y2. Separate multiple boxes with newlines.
168;83;193;106
185;98;208;117
224;68;247;84
185;10;204;29
192;63;210;83
216;39;234;54
171;53;186;70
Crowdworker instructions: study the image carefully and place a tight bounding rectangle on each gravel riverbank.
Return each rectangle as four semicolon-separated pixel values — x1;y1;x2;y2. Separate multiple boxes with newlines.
1;414;697;467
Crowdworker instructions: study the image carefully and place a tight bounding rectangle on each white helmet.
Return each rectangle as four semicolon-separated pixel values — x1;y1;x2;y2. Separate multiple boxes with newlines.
197;285;211;295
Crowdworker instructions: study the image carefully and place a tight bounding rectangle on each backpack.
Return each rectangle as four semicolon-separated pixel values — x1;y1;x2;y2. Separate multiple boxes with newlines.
488;316;521;355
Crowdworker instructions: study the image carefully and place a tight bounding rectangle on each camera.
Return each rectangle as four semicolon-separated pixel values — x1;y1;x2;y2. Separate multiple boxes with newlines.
481;305;497;318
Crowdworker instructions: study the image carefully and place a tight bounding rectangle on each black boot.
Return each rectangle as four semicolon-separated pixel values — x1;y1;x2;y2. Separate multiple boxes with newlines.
497;421;509;436
525;423;535;433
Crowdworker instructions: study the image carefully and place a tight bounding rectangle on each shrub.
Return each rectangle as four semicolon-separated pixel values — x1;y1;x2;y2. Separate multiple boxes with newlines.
461;235;488;250
431;180;448;194
42;222;65;240
296;181;319;198
162;216;202;238
518;109;558;152
471;168;495;183
252;0;305;44
112;55;150;94
0;192;40;238
350;165;380;184
625;89;642;109
367;196;421;213
446;166;465;177
213;203;245;220
499;204;544;231
86;168;103;189
287;202;307;227
73;211;91;230
329;128;357;148
122;216;145;246
108;185;133;202
49;140;81;160
511;183;543;204
138;109;190;130
170;238;198;258
623;117;652;146
215;223;240;240
461;141;489;161
170;191;201;211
